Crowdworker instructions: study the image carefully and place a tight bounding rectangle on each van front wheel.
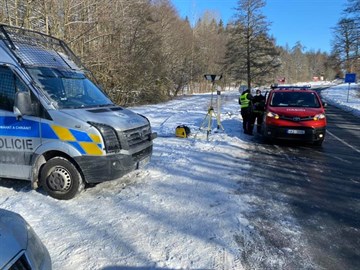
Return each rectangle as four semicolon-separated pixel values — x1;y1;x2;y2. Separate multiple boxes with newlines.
40;157;84;200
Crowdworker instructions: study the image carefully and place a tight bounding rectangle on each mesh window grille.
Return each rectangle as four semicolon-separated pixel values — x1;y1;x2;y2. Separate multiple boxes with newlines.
0;25;83;70
0;66;16;111
0;66;28;111
16;43;71;69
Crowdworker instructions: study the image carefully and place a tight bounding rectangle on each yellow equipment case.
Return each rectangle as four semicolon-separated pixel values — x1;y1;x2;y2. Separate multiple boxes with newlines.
175;125;190;138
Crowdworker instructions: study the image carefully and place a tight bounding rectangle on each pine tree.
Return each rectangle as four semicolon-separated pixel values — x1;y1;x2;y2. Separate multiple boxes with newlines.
224;0;280;88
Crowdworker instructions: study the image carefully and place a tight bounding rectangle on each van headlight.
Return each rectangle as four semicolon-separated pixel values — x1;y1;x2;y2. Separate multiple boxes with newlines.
88;122;121;153
313;113;325;120
266;111;279;119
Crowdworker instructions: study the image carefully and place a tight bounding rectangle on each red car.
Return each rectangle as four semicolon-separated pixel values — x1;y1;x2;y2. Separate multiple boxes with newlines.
262;86;327;146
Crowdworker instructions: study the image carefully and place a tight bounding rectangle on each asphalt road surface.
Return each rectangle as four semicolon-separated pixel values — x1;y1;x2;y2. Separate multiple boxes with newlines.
241;103;360;269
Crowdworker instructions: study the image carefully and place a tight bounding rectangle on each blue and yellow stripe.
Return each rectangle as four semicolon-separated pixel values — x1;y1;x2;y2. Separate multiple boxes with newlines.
0;117;104;156
41;123;103;156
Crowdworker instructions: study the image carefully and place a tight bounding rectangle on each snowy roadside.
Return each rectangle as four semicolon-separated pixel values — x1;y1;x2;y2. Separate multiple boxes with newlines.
292;81;360;117
0;83;359;269
321;83;360;117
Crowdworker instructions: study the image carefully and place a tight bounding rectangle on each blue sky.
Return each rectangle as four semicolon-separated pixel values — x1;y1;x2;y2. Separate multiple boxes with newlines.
171;0;348;53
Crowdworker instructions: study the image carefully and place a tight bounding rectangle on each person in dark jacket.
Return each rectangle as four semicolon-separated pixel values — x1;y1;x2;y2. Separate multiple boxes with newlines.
251;89;266;133
239;89;254;135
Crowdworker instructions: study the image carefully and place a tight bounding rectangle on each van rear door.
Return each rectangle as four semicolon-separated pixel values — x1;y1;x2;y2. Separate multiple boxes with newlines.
0;66;40;180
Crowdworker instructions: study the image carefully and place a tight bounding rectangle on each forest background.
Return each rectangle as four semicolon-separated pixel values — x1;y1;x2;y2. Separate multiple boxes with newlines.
0;0;359;105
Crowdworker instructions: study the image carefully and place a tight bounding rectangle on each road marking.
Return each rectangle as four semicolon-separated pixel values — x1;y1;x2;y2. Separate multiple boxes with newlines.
350;178;359;184
330;154;352;164
327;130;360;154
313;149;352;164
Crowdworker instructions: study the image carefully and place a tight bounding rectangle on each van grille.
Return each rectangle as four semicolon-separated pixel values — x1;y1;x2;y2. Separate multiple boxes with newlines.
118;125;151;150
279;115;314;122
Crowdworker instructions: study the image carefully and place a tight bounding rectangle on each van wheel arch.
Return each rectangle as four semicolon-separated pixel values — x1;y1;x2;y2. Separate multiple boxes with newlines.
40;151;84;178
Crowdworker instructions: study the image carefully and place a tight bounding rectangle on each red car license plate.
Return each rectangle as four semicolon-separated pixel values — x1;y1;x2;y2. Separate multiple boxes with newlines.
287;129;305;134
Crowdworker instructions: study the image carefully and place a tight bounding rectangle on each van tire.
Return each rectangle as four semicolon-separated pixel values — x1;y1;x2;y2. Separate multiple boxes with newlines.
40;157;84;200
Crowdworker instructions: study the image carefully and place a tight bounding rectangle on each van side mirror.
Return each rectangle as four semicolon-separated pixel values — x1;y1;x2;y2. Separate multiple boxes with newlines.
322;100;327;108
14;91;34;119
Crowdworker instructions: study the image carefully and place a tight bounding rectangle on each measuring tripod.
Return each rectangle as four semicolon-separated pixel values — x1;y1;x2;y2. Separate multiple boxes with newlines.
199;74;224;140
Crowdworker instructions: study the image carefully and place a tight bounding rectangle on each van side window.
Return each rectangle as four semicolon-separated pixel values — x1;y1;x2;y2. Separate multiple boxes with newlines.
0;66;27;111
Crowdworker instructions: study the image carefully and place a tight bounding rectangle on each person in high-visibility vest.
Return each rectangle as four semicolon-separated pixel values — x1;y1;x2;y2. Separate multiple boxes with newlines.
239;88;254;135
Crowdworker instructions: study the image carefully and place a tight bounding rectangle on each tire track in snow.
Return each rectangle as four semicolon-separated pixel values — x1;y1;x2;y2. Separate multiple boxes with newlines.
274;145;312;182
230;141;319;269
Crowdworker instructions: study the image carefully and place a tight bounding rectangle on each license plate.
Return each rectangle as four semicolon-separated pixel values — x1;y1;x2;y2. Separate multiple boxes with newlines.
287;129;305;134
137;156;150;168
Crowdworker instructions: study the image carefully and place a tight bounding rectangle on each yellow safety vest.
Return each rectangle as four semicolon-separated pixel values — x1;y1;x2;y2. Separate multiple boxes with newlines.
240;93;250;108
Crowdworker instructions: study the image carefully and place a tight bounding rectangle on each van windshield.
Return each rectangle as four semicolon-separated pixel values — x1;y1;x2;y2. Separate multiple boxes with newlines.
27;67;113;109
270;92;321;108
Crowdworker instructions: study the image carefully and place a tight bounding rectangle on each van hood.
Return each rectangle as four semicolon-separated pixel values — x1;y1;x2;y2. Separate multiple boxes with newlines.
269;107;323;117
61;106;149;130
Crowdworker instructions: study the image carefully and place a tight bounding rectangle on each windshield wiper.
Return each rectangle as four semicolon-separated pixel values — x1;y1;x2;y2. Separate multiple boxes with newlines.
97;103;114;107
75;103;113;109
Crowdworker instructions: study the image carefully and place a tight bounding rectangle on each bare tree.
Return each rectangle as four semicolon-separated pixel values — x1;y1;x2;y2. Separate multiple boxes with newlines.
193;12;228;91
330;0;360;74
332;18;359;73
151;0;194;96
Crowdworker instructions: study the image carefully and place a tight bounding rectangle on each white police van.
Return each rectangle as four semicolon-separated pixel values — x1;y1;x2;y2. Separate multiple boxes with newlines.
0;24;157;200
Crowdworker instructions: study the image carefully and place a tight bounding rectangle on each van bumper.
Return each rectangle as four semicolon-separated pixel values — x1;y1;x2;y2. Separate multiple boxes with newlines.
263;125;326;142
74;145;153;183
